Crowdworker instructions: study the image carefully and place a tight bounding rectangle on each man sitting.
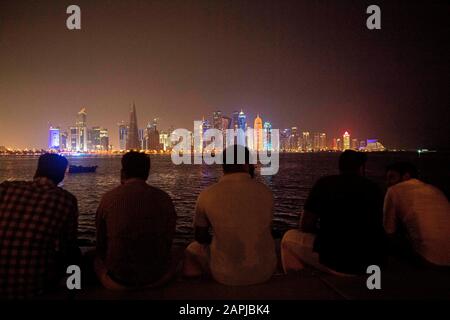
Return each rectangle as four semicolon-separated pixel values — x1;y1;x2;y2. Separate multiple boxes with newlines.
183;145;277;286
95;152;177;289
0;153;79;299
384;162;450;266
281;150;385;275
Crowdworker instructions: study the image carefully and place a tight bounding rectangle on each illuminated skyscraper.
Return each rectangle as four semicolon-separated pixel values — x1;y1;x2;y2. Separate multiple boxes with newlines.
313;133;320;152
332;138;338;151
60;131;68;151
118;121;128;151
89;127;109;151
343;131;351;151
351;138;359;150
319;133;327;151
337;138;343;151
232;111;240;130
145;120;160;150
263;121;272;151
301;131;310;151
48;126;60;150
100;128;109;151
213;111;222;130
126;102;140;150
253;114;263;151
68;108;88;152
238;110;247;130
159;131;170;151
221;116;231;131
280;128;291;151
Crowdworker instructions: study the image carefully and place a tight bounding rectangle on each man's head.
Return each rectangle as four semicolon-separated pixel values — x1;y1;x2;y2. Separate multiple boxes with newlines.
338;150;367;176
121;151;151;182
386;162;418;187
222;145;255;177
34;153;69;185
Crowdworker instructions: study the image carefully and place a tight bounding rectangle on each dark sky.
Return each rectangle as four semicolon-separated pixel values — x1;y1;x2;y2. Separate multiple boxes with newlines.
0;0;449;149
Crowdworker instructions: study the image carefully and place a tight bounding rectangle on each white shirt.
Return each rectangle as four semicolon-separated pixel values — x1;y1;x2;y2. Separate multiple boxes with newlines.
384;179;450;266
194;172;277;285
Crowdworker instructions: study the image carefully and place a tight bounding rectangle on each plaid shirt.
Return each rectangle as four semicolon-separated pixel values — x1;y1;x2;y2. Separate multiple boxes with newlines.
0;177;78;299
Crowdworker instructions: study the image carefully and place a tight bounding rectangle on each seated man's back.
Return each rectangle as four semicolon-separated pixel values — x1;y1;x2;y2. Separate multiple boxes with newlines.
305;174;385;274
96;165;176;286
0;154;78;299
384;178;450;266
195;172;277;285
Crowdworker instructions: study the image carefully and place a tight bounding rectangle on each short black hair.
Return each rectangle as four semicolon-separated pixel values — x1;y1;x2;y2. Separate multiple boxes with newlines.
339;150;367;174
222;145;254;174
121;151;150;180
35;153;68;185
386;161;418;179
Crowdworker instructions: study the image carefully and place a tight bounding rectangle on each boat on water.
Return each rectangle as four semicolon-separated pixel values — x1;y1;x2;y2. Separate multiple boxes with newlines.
68;165;98;174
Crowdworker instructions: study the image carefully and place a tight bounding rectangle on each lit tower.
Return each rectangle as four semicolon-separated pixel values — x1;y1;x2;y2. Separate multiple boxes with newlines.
213;111;222;130
343;131;351;150
263;121;272;151
126;102;140;150
48;126;60;150
254;114;264;151
76;108;88;152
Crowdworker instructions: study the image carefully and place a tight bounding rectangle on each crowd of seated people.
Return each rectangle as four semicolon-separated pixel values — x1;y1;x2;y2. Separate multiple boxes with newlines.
0;147;449;298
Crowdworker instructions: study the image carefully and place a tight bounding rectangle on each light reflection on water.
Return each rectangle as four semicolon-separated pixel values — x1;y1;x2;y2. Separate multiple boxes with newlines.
0;152;448;246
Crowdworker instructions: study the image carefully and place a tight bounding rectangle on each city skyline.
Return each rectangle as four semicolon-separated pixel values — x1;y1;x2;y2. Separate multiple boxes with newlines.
39;104;385;153
0;1;448;149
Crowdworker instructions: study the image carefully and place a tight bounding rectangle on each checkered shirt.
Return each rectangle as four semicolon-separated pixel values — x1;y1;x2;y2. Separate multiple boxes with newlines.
0;177;78;299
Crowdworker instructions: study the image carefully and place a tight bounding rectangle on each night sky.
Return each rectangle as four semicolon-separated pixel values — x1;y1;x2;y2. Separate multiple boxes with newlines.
0;0;449;149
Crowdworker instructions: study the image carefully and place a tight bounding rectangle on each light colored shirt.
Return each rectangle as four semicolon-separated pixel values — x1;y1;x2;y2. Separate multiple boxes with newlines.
384;179;450;266
194;172;277;286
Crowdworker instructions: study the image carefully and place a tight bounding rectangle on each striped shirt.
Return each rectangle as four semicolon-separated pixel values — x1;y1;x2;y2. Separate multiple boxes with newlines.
96;179;177;286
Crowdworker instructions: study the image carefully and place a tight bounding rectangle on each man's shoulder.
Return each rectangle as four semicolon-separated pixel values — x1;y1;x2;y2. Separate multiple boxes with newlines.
147;185;173;202
55;187;77;205
0;180;30;189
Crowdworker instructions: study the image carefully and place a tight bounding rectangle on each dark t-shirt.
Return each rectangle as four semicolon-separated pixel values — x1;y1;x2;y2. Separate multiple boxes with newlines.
304;174;386;274
96;179;177;286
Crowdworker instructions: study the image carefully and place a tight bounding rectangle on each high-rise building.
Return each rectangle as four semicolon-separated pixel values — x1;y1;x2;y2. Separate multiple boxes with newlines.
159;131;170;151
60;131;68;151
343;131;351;150
253;114;264;151
118;121;128;151
89;127;109;151
287;127;297;151
213;111;222;130
232;111;240;130
332;138;338;151
351;138;359;150
263;121;272;151
145;120;160;150
238;110;247;130
313;133;320;152
138;128;145;150
337;138;343;151
301;131;310;151
126;102;140;150
67;108;88;152
100;128;109;151
221;116;231;131
48;126;60;150
319;133;327;151
280;128;291;151
359;140;367;150
76;108;88;152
